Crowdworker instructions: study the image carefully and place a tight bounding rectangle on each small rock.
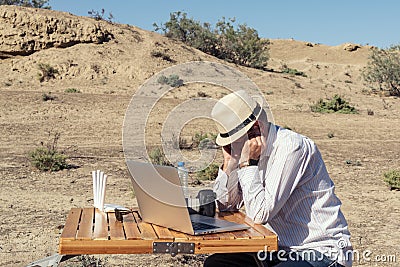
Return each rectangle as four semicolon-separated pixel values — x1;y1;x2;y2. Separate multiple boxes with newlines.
343;43;361;52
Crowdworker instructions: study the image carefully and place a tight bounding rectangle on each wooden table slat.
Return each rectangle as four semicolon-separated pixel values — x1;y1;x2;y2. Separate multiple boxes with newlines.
187;232;236;241
216;212;249;239
108;212;126;240
229;212;265;239
93;208;108;240
229;229;250;239
169;229;189;241
122;212;142;240
200;232;221;240
240;214;278;238
76;208;94;240
152;224;174;240
60;208;82;240
132;212;158;240
212;231;236;240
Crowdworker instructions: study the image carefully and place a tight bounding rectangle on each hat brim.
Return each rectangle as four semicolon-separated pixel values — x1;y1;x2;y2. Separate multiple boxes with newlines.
215;107;263;147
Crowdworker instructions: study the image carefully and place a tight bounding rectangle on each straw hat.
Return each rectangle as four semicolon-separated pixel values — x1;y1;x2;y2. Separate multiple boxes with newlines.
211;90;263;146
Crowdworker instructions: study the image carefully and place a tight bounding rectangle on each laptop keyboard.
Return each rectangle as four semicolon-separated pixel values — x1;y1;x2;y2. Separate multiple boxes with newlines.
191;221;220;231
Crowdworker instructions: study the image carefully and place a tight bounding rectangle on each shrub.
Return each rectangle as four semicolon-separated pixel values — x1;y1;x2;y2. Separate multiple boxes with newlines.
88;8;114;23
281;64;307;77
148;146;171;166
215;17;270;69
170;134;192;150
29;132;68;172
157;74;183;87
65;88;81;93
310;95;357;114
42;92;56;101
154;12;269;69
66;255;108;267
345;160;361;166
197;91;208;97
383;170;400;190
196;163;219;180
362;46;400;96
37;63;58;82
154;12;219;56
150;50;176;63
0;0;51;9
193;132;217;149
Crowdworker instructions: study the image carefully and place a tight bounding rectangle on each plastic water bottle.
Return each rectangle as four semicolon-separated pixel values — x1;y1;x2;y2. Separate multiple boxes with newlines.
177;161;189;198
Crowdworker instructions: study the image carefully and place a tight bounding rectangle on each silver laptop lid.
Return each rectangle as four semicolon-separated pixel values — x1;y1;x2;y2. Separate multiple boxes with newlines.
126;160;195;235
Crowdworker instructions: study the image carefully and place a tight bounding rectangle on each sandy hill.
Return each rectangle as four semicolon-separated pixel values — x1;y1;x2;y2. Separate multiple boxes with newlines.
1;5;372;93
0;5;399;267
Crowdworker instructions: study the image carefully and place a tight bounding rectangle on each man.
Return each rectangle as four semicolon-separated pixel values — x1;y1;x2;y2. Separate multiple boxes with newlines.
205;90;352;267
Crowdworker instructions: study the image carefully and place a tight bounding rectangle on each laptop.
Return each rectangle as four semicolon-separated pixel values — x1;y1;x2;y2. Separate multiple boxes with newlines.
126;160;250;235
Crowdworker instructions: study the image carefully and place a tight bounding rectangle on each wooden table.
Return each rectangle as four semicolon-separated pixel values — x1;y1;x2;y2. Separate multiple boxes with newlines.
59;208;278;256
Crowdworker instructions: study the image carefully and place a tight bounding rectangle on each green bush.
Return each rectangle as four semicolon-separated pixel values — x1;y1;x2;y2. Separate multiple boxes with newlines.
148;146;171;166
193;132;217;149
196;163;219;181
383;170;400;190
215;17;270;69
154;12;270;69
362;46;400;96
154;12;219;57
65;88;81;93
310;95;357;114
0;0;50;9
281;67;307;77
157;74;183;87
37;63;58;82
29;133;68;172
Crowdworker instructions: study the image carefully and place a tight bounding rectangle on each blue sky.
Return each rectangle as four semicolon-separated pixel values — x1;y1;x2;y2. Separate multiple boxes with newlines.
49;0;399;48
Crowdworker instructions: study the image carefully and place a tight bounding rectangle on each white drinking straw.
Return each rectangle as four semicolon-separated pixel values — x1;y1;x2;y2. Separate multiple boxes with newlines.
100;174;107;212
92;170;97;208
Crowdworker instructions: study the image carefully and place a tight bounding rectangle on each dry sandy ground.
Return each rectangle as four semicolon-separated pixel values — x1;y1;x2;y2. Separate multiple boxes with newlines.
0;6;399;267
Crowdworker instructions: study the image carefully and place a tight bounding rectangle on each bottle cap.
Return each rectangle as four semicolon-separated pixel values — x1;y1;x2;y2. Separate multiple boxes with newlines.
177;161;184;167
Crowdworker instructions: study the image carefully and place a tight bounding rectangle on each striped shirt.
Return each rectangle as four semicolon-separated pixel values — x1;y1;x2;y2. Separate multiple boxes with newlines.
213;124;353;267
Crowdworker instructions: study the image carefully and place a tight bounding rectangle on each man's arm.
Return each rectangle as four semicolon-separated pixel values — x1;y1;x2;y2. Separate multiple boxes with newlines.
238;137;307;224
213;167;243;211
213;143;244;211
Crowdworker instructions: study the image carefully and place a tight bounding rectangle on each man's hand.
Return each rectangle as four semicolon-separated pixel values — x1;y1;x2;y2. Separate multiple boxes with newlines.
240;122;265;163
222;140;244;174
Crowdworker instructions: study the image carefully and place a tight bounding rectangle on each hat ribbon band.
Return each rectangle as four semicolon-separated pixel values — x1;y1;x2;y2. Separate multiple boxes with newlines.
220;104;261;138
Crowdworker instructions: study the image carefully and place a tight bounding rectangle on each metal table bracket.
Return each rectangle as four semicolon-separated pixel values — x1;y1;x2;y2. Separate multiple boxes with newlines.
153;242;195;257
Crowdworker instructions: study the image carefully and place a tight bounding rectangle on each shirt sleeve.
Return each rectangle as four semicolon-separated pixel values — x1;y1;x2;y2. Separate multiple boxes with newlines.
213;167;243;211
238;137;308;224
